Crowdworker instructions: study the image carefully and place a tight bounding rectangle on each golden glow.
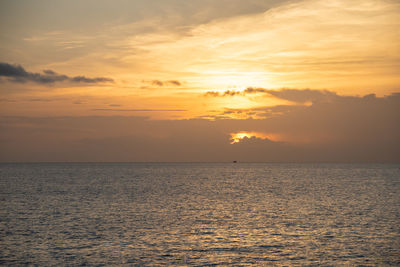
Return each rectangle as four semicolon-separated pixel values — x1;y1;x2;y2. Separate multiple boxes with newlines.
204;71;270;89
230;132;283;144
1;0;399;120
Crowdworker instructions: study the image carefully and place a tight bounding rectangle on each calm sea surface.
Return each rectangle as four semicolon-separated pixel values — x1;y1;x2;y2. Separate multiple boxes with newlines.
0;163;399;266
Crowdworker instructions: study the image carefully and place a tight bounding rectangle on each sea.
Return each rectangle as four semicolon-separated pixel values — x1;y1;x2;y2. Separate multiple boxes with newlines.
0;163;399;266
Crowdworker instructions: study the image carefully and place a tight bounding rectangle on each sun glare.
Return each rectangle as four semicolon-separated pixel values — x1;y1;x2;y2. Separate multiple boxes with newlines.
204;71;270;89
230;131;278;144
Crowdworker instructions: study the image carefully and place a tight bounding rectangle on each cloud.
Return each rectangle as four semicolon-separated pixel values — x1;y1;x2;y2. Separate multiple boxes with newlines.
113;0;400;93
204;87;342;105
243;87;268;94
223;90;241;96
204;90;243;97
0;62;114;84
1;90;399;162
203;88;277;97
261;89;339;103
92;108;186;112
69;76;113;83
151;80;164;86
150;80;182;87
28;98;55;102
0;98;16;102
204;91;221;97
218;105;299;119
167;80;181;86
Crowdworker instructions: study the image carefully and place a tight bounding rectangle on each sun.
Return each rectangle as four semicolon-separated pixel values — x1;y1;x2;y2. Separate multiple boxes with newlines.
230;131;284;144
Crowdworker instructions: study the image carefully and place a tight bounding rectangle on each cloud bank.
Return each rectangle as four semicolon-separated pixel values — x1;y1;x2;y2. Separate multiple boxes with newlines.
0;62;114;84
1;89;398;162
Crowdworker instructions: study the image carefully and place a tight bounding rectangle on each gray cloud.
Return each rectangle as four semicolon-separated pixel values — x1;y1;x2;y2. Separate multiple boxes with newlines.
167;80;181;86
223;90;241;96
150;80;182;87
204;88;339;104
261;89;339;103
0;62;114;84
243;87;268;94
151;80;164;86
1;90;399;162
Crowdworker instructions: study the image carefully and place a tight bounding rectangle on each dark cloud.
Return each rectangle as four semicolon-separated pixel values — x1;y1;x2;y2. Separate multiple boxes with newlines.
167;80;181;86
0;62;113;84
223;90;241;96
152;80;164;86
1;90;399;162
150;80;182;87
243;87;268;94
204;90;242;97
70;76;113;83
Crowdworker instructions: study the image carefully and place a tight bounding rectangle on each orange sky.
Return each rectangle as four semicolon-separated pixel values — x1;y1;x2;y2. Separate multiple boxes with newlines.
0;0;399;162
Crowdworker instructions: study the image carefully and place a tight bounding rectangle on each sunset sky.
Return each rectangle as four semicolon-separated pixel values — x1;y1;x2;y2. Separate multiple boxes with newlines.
1;0;399;162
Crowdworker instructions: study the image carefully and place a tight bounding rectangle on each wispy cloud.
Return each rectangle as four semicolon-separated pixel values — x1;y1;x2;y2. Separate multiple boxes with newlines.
0;62;114;84
92;108;186;112
204;88;400;120
204;88;266;97
260;89;339;103
149;80;182;87
116;0;400;92
205;88;340;103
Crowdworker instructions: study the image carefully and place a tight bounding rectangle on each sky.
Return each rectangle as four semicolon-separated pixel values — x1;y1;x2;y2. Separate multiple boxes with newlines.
0;0;399;162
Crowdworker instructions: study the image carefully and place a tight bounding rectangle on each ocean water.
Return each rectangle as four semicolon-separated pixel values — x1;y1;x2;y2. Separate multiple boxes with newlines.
0;163;399;266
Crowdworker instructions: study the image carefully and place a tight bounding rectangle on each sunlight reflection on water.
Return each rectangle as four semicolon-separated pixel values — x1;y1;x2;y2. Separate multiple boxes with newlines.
1;163;399;265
